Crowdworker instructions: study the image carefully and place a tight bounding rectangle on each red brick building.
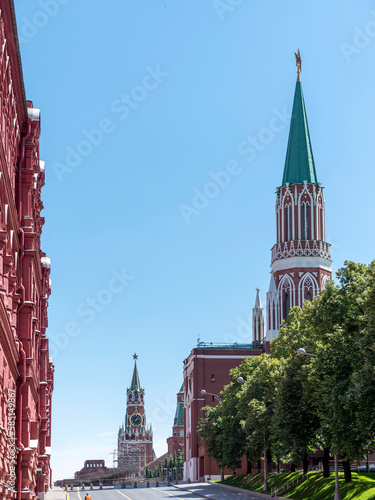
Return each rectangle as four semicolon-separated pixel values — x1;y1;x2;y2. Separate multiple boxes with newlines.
183;343;263;481
183;63;332;481
166;384;184;455
117;355;154;476
0;2;54;499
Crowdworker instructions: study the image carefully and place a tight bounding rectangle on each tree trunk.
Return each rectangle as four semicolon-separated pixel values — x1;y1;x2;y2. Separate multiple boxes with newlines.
291;463;296;472
246;458;252;474
257;459;261;474
263;449;268;492
323;447;330;478
343;460;352;483
277;460;280;473
303;452;309;474
267;449;272;473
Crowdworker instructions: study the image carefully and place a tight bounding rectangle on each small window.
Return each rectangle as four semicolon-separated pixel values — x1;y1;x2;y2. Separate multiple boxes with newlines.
211;374;216;382
305;293;312;301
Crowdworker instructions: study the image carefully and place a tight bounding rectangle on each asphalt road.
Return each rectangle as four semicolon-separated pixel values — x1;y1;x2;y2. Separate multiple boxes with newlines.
65;486;206;500
60;483;277;500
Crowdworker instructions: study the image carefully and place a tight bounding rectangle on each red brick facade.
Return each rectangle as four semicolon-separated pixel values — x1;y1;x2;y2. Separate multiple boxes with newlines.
183;344;263;481
0;2;53;499
264;181;332;345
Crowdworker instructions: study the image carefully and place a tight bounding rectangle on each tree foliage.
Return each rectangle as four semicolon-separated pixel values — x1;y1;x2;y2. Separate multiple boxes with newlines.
198;261;375;483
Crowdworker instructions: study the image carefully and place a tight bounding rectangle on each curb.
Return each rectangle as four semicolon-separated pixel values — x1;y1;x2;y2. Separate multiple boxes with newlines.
173;481;284;499
208;480;284;499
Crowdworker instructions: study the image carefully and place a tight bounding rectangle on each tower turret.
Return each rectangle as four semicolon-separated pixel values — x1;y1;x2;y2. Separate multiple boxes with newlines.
265;52;332;345
167;383;184;455
252;288;265;342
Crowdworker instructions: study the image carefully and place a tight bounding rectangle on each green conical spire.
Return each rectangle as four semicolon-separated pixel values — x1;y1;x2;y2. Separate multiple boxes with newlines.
282;77;318;186
130;357;141;391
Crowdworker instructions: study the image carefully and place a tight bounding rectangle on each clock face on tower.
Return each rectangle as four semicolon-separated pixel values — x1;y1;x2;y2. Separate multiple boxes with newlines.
130;412;143;427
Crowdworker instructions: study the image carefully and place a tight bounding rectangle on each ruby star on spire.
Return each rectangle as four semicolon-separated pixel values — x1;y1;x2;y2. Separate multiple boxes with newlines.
133;353;138;360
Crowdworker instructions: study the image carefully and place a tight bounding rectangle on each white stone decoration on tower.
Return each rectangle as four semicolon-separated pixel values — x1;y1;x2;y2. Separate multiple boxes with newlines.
252;287;265;343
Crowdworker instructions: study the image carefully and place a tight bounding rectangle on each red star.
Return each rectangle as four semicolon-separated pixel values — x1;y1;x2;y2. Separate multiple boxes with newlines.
133;353;138;360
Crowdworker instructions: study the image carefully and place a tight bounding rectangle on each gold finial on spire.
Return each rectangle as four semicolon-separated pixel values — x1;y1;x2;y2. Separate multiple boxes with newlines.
294;49;302;81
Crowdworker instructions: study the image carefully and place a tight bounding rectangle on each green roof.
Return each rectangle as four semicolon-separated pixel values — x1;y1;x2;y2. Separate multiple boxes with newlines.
130;360;141;391
178;383;183;393
282;79;318;186
174;401;184;427
196;342;262;350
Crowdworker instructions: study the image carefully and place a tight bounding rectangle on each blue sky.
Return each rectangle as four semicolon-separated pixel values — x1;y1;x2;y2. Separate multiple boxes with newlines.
15;0;375;480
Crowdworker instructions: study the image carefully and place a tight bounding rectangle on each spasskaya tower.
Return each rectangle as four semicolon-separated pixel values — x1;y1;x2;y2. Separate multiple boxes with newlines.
117;354;154;475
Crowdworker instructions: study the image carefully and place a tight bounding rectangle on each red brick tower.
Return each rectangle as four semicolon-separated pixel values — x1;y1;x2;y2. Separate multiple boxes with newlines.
167;384;184;455
117;354;154;476
265;55;332;346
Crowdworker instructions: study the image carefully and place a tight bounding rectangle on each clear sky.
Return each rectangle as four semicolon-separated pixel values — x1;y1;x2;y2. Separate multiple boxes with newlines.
14;0;375;480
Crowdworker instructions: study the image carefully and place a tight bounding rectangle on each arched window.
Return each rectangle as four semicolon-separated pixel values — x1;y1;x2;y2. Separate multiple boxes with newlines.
302;203;309;239
283;294;290;320
285;204;292;241
211;374;216;382
305;292;312;302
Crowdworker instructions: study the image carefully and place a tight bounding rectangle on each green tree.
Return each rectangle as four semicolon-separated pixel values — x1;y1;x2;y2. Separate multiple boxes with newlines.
271;307;321;473
237;354;282;490
303;261;375;482
198;372;246;477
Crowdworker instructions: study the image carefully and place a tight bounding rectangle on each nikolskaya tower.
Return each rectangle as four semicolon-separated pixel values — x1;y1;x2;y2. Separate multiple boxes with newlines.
254;51;332;348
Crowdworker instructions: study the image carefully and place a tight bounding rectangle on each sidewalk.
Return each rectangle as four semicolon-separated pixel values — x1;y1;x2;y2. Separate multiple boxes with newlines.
46;487;67;500
173;481;284;499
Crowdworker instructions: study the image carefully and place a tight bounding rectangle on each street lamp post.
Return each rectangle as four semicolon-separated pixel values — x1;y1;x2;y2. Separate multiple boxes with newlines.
297;348;341;500
201;389;220;401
